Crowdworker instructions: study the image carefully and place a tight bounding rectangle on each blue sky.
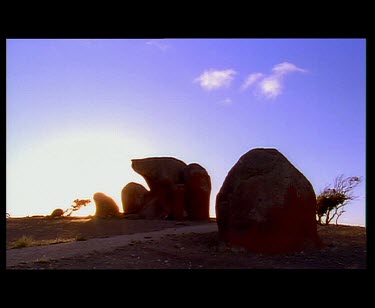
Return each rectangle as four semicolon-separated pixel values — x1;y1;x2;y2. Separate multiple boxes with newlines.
6;38;366;225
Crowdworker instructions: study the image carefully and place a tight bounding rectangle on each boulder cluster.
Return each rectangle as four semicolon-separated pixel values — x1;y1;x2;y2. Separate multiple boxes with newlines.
89;148;321;254
93;157;211;221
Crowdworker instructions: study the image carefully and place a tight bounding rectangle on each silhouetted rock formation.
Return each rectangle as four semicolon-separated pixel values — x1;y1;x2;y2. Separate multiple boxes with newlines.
93;192;120;218
216;148;321;254
121;157;211;220
50;208;64;218
184;163;211;220
131;157;187;219
132;157;187;190
121;182;150;215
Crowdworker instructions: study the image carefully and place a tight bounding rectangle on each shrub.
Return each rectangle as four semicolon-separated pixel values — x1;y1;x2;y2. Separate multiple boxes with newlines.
316;175;362;225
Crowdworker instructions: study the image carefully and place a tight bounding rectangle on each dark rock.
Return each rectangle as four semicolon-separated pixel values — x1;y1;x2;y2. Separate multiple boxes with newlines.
131;157;187;219
93;192;120;218
131;157;187;191
216;148;321;254
170;184;186;220
139;197;169;219
50;208;64;218
121;182;149;214
129;157;212;221
184;163;211;220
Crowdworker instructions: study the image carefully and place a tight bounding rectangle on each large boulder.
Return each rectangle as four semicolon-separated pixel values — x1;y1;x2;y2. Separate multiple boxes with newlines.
93;192;120;218
138;196;170;219
216;148;321;254
121;182;149;214
129;157;212;220
131;157;187;191
170;184;186;220
131;157;187;219
184;163;211;220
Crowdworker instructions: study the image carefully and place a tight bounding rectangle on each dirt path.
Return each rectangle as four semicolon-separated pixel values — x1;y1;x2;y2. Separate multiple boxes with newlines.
6;218;366;269
6;223;218;267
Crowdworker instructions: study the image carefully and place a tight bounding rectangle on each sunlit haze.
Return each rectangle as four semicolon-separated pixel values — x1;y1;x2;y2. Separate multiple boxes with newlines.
6;39;366;226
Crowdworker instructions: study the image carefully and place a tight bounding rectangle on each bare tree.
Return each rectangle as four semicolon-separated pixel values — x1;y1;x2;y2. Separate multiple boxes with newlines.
316;175;362;225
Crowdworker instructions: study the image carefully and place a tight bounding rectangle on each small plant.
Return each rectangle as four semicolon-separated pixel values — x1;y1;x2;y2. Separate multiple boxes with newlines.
13;236;34;248
9;237;74;249
63;199;92;216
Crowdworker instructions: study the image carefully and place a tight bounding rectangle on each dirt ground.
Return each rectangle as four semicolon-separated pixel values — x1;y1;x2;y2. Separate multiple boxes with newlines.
6;216;366;269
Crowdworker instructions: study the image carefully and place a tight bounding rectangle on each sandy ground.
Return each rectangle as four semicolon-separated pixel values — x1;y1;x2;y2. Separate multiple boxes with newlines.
6;216;366;269
6;223;217;267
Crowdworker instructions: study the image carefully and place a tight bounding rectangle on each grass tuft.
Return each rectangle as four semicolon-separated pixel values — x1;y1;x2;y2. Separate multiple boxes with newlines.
13;235;34;248
9;236;75;249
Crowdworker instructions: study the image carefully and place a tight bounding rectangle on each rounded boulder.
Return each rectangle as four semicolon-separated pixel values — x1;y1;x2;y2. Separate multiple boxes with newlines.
216;148;321;254
93;192;120;218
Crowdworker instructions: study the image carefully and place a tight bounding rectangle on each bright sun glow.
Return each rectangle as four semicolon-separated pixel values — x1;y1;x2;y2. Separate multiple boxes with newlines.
6;131;153;217
6;39;365;226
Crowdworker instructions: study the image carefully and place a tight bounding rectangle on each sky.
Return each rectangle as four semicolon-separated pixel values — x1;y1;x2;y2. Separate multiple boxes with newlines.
6;38;366;226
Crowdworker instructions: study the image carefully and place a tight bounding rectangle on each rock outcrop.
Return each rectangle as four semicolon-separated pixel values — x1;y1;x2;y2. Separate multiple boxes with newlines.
216;148;321;254
184;163;211;220
50;208;64;218
121;157;211;220
131;157;187;191
93;192;120;218
121;182;149;215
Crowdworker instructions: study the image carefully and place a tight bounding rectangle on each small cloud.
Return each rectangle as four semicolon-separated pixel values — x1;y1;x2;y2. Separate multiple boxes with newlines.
219;97;233;106
242;62;307;99
272;62;307;75
241;73;264;90
146;39;170;51
258;77;282;99
194;69;237;90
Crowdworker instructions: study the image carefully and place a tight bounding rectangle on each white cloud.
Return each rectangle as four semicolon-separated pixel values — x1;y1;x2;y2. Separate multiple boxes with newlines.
242;62;307;99
241;73;264;90
194;69;237;90
146;39;170;51
258;77;282;99
272;62;307;75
